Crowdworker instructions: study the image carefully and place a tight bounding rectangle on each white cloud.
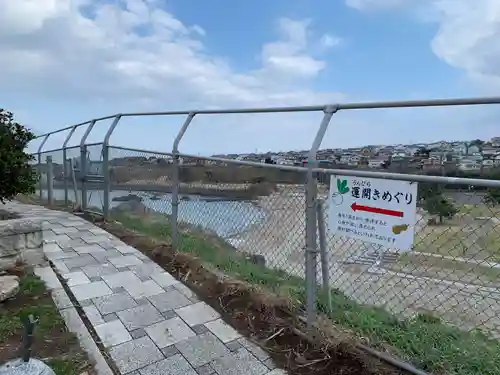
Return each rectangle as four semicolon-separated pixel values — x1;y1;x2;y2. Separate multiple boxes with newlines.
345;0;417;11
261;18;339;78
346;0;500;91
0;0;342;109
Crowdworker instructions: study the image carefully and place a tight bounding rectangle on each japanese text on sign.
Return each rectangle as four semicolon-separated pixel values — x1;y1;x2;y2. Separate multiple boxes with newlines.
327;175;418;251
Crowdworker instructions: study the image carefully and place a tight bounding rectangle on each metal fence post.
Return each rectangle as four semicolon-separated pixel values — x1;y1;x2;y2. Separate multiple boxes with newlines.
80;145;88;210
62;126;77;205
69;158;79;207
102;115;122;220
46;156;54;205
171;113;196;248
305;105;337;327
36;135;49;200
316;199;332;315
79;120;96;211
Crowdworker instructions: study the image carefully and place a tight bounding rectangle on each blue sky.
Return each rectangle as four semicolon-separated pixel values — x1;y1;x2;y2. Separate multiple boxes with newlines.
1;0;499;156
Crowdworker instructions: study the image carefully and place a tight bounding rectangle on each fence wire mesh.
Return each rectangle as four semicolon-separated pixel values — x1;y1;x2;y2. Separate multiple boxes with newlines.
30;143;500;339
318;173;500;339
104;146;309;302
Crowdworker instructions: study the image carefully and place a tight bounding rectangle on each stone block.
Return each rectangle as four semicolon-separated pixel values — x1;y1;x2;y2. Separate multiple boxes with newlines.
145;317;196;348
109;336;164;374
148;290;192;312
93;292;138;315
175;302;220;327
138;354;197;375
175;332;229;367
117;302;164;331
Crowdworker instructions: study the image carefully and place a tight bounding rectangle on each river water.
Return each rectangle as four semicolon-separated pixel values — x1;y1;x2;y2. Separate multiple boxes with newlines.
38;188;266;239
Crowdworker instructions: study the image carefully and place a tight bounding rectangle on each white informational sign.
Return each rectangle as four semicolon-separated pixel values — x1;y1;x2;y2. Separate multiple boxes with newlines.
328;175;418;251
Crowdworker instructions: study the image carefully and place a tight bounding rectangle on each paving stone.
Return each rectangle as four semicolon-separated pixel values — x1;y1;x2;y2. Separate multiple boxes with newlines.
225;340;243;352
161;345;180;358
210;348;269;375
138;274;151;281
192;325;209;335
81;263;118;278
148;290;192;312
175;302;220;327
237;338;269;361
62;271;90;286
79;299;93;307
63;254;99;269
46;250;79;261
162;310;178;319
137;354;197;375
108;255;143;268
109;336;164;374
60;238;88;249
125;280;164;299
43;243;63;253
135;297;150;306
90;250;123;262
175;332;229;368
103;313;119;322
264;370;287;375
45;234;72;244
131;328;147;339
146;317;196;348
195;364;215;375
102;271;141;288
114;244;138;254
51;289;72;310
83;305;105;326
89;228;108;235
73;244;107;254
93;292;138;315
53;226;80;235
117;302;164;331
205;319;242;343
95;320;132;348
129;263;163;279
70;281;112;301
151;272;179;288
51;260;70;274
172;283;199;301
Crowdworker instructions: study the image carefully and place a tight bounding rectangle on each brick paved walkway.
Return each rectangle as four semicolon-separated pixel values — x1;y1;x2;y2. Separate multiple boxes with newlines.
7;202;286;375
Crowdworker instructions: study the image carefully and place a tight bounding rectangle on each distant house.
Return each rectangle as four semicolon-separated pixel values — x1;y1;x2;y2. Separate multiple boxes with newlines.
367;157;386;168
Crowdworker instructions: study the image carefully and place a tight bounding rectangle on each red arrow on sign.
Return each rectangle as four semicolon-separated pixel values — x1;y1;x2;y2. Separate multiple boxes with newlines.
351;203;404;218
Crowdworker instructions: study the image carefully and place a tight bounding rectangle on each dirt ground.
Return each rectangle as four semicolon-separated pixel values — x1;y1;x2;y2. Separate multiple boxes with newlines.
0;265;93;375
79;213;409;375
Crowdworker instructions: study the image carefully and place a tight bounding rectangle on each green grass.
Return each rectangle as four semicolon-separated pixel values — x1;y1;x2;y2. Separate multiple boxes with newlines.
0;274;89;375
112;211;500;375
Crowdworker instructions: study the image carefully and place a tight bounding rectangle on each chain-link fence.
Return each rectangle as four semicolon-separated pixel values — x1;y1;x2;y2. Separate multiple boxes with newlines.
25;98;500;374
32;141;500;335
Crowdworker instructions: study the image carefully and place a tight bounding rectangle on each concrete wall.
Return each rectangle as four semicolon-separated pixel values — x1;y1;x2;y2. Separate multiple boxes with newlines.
0;219;43;270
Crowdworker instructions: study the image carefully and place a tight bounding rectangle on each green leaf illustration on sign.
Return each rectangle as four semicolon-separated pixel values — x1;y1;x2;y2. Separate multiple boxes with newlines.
337;179;349;194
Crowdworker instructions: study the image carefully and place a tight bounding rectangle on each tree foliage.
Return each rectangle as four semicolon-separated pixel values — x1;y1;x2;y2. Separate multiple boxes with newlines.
424;195;458;224
418;182;457;223
0;109;37;203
